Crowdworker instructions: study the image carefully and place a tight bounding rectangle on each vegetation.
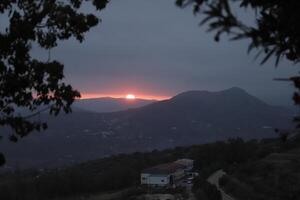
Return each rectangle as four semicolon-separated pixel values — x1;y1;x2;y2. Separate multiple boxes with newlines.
0;138;285;200
0;1;299;200
193;177;221;200
176;0;300;65
0;0;109;166
218;135;300;200
220;154;300;200
219;174;257;199
112;186;189;200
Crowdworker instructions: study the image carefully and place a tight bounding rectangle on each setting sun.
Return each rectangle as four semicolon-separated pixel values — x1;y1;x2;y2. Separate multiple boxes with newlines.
125;94;136;100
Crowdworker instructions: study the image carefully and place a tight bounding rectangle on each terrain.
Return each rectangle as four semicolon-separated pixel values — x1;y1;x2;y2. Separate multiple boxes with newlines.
0;137;299;200
219;138;300;200
74;97;156;113
0;87;293;169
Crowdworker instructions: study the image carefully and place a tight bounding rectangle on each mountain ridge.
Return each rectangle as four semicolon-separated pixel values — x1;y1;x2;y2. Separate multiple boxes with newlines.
0;87;293;169
73;97;156;113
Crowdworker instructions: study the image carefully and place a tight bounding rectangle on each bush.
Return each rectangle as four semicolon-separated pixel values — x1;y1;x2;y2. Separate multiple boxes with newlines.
218;175;229;187
193;177;221;200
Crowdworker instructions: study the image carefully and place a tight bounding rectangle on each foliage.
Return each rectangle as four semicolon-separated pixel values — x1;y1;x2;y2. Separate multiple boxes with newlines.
0;138;274;200
176;0;300;64
0;0;109;165
0;155;4;167
193;176;221;200
219;141;300;200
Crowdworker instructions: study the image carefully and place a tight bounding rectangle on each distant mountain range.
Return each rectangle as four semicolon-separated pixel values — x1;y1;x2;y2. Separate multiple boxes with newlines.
0;87;294;170
98;87;292;147
74;97;156;113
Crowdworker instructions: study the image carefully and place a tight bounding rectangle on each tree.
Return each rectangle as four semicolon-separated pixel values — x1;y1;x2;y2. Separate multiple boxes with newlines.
0;0;109;166
176;0;300;64
175;0;300;130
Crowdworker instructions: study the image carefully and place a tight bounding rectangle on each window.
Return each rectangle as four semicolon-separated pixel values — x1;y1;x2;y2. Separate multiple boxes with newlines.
142;177;146;180
161;179;165;182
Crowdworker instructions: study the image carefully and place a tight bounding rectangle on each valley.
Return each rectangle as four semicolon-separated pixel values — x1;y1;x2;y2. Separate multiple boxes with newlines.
0;88;293;170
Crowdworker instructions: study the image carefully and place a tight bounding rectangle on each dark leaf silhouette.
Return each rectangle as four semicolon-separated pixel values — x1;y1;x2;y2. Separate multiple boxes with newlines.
176;0;300;64
0;0;109;166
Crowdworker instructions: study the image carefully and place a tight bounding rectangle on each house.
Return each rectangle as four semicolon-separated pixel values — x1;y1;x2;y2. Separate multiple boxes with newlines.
174;159;194;172
141;159;194;186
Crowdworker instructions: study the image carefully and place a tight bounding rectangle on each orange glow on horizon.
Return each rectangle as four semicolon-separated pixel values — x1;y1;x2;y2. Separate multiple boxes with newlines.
79;93;171;101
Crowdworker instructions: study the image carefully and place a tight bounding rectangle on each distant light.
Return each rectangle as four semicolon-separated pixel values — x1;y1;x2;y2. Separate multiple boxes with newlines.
126;94;136;100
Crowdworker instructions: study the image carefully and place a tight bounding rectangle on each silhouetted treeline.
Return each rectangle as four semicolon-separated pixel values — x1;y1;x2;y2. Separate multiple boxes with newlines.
192;177;221;200
219;137;300;200
0;137;295;200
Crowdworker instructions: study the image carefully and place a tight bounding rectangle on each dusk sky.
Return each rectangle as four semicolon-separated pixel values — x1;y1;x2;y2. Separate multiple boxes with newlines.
32;0;298;106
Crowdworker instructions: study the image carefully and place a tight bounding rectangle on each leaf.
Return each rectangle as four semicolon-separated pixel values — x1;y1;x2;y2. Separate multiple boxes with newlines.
275;54;281;67
175;0;184;7
0;153;5;166
200;16;214;26
260;48;275;65
230;34;247;41
193;5;200;15
92;0;109;10
247;42;256;54
9;135;18;143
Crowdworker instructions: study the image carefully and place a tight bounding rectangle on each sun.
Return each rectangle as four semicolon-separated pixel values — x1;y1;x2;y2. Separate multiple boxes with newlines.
125;94;136;100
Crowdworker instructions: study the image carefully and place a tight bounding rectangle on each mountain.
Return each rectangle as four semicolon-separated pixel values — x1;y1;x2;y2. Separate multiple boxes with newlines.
100;87;292;145
73;97;156;113
0;87;294;170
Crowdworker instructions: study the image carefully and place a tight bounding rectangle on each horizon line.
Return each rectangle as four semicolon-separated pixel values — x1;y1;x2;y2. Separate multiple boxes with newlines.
79;93;171;101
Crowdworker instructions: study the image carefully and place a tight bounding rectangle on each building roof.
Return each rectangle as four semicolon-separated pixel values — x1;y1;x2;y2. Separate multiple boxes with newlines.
142;162;186;175
174;159;194;167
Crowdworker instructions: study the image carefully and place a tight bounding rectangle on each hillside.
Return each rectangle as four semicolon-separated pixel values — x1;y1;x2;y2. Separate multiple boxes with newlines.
74;97;156;113
219;135;300;200
0;137;299;200
0;87;293;169
101;87;292;144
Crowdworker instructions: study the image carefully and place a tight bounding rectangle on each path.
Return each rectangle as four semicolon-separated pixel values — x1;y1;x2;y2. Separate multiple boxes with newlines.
186;182;196;200
87;188;131;200
207;170;235;200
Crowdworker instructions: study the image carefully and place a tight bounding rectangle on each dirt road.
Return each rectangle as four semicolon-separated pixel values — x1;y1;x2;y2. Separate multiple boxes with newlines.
207;170;235;200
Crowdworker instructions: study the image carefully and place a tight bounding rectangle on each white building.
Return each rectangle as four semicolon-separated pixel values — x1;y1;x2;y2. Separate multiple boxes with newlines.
141;159;194;186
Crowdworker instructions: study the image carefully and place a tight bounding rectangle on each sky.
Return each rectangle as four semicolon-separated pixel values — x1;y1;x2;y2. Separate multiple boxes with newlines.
22;1;300;105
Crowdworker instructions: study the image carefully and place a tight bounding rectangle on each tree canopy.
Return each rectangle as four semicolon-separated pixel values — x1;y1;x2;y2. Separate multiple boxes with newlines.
176;0;300;64
0;0;109;166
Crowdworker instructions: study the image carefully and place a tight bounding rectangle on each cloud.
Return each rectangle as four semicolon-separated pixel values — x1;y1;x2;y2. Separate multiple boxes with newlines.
17;0;300;105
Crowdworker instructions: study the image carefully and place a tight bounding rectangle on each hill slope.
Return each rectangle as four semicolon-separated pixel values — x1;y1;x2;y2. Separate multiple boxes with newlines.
74;97;156;113
101;87;292;144
0;87;293;169
1;137;299;200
